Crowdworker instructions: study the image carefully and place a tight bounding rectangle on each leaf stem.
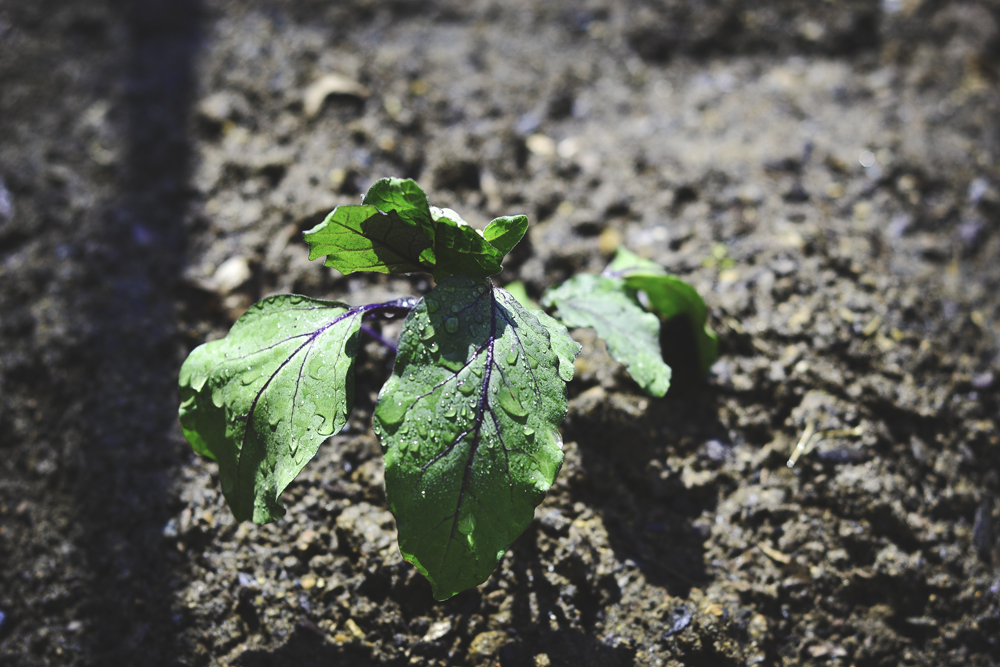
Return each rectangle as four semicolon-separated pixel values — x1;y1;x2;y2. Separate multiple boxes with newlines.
361;324;398;353
359;297;418;319
357;297;417;353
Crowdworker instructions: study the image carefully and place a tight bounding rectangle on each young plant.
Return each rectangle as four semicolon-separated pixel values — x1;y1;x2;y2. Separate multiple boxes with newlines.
178;178;715;600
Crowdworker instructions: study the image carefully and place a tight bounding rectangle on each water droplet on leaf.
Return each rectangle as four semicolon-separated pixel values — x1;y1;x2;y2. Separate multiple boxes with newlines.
377;399;408;426
498;386;528;418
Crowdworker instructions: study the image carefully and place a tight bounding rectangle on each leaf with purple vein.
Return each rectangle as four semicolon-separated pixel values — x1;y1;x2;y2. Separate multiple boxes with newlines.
374;276;580;600
178;295;406;523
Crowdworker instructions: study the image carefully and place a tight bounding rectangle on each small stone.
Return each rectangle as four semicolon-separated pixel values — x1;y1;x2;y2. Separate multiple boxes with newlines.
344;618;366;641
197;91;249;125
300;576;317;590
468;631;507;657
597;227;622;255
422;619;452;642
296;529;319;551
526;134;556;157
212;256;251;294
303;74;370;118
534;654;552;667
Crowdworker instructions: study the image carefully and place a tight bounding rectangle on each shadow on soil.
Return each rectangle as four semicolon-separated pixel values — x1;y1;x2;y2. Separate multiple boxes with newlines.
72;0;200;662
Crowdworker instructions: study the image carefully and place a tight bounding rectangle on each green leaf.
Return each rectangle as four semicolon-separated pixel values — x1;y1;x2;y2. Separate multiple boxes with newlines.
624;274;718;375
304;179;524;279
482;215;528;257
534;310;579;383
542;273;672;397
362;177;437;246
429;207;503;279
178;294;364;523
304;204;435;275
374;276;580;600
503;281;575;381
606;247;718;375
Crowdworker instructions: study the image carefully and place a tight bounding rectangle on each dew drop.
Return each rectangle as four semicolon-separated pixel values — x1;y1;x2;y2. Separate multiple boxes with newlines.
429;342;439;353
425;299;440;313
506;348;518;365
458;513;476;535
377;399;408;426
458;381;475;396
314;412;334;437
498;386;528;418
444;317;459;334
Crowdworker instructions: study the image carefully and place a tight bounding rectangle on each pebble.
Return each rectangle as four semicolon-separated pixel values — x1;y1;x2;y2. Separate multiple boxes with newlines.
421;619;452;642
468;630;507;657
525;134;556;157
303;74;370;118
344;618;366;641
211;256;251;294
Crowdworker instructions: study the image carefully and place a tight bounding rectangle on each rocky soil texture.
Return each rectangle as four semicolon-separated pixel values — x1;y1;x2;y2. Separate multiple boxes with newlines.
1;1;999;665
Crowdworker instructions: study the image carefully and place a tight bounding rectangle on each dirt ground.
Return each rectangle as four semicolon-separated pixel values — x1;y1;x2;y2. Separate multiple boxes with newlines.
2;1;1000;665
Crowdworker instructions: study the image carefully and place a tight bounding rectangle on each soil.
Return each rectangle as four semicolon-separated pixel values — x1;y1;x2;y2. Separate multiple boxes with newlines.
2;1;1000;665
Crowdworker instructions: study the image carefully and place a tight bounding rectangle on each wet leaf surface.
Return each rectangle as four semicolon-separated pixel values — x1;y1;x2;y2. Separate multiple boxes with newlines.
375;276;579;599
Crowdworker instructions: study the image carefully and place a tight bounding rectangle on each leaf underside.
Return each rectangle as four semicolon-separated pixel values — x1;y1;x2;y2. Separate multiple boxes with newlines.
542;273;672;397
375;276;580;600
178;295;363;523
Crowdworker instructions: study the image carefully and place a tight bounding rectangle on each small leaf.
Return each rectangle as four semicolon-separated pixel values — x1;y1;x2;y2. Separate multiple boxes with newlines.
482;215;528;257
429;207;503;279
375;277;579;600
178;295;365;523
625;274;719;375
542;273;672;397
608;247;718;375
362;177;437;247
304;204;435;275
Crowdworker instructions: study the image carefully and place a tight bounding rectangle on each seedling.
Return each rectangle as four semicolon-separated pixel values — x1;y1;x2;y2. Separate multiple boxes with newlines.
179;178;716;599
